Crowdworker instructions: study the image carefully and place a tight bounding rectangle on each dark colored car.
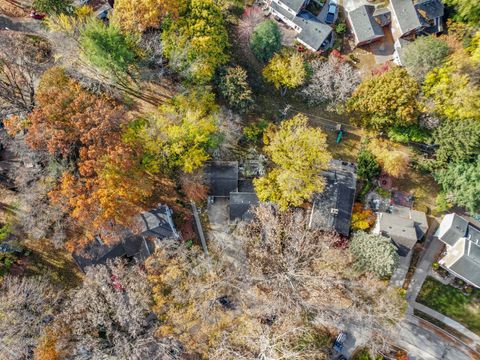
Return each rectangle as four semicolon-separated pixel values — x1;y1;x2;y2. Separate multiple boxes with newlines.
332;331;347;352
325;1;337;24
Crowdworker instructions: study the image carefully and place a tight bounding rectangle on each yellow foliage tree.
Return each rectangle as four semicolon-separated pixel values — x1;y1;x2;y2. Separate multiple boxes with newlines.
351;203;376;231
112;0;182;33
263;50;306;95
254;114;331;210
368;139;410;178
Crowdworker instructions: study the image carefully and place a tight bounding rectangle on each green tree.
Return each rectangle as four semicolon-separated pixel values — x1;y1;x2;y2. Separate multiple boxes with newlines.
249;20;282;63
124;90;219;173
218;66;254;113
33;0;72;14
435;159;480;214
350;231;399;278
402;36;449;80
263;51;306;96
347;67;420;130
444;0;480;24
357;149;380;181
433;118;480;167
162;0;230;83
423;47;480;121
253;114;331;210
80;20;139;77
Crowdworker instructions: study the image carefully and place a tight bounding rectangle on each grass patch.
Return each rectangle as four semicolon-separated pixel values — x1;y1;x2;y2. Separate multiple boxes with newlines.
417;277;480;335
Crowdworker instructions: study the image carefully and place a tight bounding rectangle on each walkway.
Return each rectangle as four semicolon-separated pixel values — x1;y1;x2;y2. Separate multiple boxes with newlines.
389;250;412;288
413;302;480;345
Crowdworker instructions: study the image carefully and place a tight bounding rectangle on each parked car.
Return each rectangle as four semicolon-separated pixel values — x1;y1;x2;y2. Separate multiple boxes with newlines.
29;11;46;20
325;1;337;24
332;331;347;352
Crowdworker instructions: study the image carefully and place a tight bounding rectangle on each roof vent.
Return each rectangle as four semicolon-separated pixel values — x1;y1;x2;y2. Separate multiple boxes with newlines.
331;208;339;215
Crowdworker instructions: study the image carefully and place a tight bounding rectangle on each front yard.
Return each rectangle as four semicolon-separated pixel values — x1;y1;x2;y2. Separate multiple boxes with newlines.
417;277;480;335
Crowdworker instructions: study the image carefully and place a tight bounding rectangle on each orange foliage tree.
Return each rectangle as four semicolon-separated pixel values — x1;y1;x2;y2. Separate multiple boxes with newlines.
351;202;376;231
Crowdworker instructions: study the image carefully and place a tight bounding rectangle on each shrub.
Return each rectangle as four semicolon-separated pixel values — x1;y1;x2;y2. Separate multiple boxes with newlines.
387;124;431;144
250;20;282;63
357;149;381;181
243;119;269;142
218;66;254;113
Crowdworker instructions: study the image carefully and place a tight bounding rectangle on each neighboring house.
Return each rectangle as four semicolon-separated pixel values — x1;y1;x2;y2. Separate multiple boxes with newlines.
347;0;444;48
308;160;357;237
373;205;428;256
347;5;385;47
204;161;259;222
72;205;179;272
436;214;480;288
270;0;333;51
393;37;411;65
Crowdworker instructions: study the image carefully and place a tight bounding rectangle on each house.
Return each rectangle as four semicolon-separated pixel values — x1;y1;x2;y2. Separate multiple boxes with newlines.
72;205;178;272
347;0;444;48
204;161;259;222
347;5;385;47
270;0;333;51
436;214;480;288
374;205;428;256
308;160;357;236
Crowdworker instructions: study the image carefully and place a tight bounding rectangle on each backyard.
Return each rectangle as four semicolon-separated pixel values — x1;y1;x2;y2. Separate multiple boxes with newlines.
417;277;480;335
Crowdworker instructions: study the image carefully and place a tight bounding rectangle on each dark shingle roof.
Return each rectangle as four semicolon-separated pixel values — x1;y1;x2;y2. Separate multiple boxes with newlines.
309;160;356;236
137;205;178;239
229;192;259;221
348;5;385;44
415;0;444;20
204;161;239;197
391;0;421;35
294;11;332;50
449;254;480;288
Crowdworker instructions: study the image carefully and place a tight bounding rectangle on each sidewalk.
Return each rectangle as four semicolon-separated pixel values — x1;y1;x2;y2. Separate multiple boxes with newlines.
389;249;412;288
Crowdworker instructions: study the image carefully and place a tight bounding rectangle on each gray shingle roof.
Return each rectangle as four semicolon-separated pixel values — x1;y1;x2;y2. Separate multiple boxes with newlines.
391;0;422;35
348;5;385;45
309;160;357;236
294;11;333;50
229;192;259;221
379;212;418;255
204;161;239;197
438;214;469;246
271;1;296;21
279;0;306;13
415;0;444;20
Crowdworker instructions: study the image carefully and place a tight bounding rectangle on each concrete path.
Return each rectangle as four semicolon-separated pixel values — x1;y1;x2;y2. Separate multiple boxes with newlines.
413;302;480;345
389;249;412;288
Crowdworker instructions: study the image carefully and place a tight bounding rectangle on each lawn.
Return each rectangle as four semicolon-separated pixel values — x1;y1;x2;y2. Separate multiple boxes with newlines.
417;277;480;335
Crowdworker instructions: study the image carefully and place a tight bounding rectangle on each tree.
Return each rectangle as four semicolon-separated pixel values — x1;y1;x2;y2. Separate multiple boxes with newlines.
444;0;480;23
347;67;420;130
402;36;449;80
80;20;139;77
351;203;376;231
435;159;480;214
301;56;360;109
162;0;230;83
249;20;282;63
124;90;219;173
263;51;306;95
350;231;399;278
0;276;61;360
423;47;480;121
368;139;410;178
433;118;480;167
254;114;331;210
33;0;72;14
357;149;380;181
55;260;183;359
218;66;254;113
112;0;181;33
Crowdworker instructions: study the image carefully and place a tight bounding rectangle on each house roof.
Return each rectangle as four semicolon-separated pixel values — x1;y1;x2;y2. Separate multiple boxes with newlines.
72;205;177;272
204;161;239;197
271;1;296;21
379;212;418;255
229;192;259;221
415;0;444;20
309;160;357;236
279;0;306;13
348;5;385;45
449;237;480;287
390;0;422;35
436;213;469;247
294;10;333;50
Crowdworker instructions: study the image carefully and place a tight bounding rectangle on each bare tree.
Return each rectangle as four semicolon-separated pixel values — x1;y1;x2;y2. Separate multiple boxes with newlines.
0;276;62;360
301;57;360;111
60;259;183;360
213;107;243;159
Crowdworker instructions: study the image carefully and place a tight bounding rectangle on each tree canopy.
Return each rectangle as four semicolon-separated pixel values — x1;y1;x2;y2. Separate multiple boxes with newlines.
356;149;380;181
402;36;449;80
33;0;72;14
162;0;230;83
254;114;331;210
368;139;410;178
350;231;399;278
444;0;480;24
249;20;282;63
218;66;254;113
347;67;420;130
263;51;306;95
